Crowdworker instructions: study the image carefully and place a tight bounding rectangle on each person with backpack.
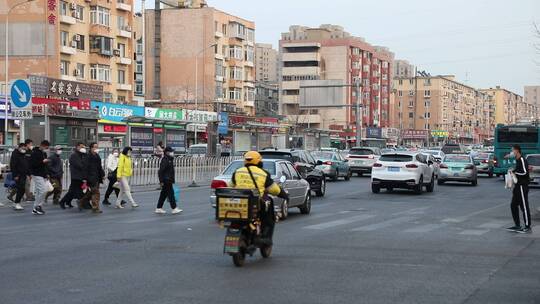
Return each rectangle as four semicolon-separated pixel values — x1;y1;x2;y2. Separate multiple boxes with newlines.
155;147;183;214
115;147;139;209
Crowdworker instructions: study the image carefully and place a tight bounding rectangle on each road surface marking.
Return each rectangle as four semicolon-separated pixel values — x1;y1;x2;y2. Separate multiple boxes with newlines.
392;207;430;216
303;214;375;230
403;223;446;233
459;229;489;236
351;216;417;232
442;202;507;223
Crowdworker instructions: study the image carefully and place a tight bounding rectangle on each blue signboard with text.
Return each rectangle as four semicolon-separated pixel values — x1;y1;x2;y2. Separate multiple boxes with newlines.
91;101;145;123
366;127;382;139
218;112;229;135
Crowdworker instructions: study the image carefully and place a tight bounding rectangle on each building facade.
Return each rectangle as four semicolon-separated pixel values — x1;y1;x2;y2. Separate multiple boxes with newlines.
394;75;495;145
524;85;540;109
255;43;278;83
1;0;135;104
279;24;394;133
479;87;530;125
393;59;415;78
144;6;256;115
255;82;279;117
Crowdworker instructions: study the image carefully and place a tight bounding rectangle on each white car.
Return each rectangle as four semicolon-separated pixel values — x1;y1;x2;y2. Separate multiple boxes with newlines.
422;149;445;162
371;152;436;194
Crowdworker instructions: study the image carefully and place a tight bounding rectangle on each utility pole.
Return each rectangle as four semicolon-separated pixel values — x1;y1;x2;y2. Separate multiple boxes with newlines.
355;79;362;146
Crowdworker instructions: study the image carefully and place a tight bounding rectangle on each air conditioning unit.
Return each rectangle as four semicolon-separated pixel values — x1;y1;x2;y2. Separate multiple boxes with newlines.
70;2;77;10
124;25;132;32
71;40;77;48
73;69;80;76
73;34;81;41
113;49;121;56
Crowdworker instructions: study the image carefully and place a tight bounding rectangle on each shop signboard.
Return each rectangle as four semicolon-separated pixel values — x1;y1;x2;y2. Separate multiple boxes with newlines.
145;107;184;120
166;129;186;152
218;112;229;135
184;110;217;123
53;126;69;145
130;127;154;149
402;129;428;140
29;75;103;100
431;130;449;138
366;127;382;139
91;101;144;123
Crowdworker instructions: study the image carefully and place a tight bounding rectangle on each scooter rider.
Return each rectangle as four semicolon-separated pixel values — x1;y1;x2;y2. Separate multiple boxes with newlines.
230;151;289;245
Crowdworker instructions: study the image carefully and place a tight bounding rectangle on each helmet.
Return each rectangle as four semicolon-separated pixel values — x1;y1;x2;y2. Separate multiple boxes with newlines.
244;151;262;166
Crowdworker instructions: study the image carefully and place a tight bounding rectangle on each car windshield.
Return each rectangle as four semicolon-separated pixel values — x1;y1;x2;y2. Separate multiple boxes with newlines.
311;151;334;160
424;151;440;156
259;152;293;162
445;155;470;163
379;154;413;162
527;156;540;166
222;161;276;176
350;149;374;155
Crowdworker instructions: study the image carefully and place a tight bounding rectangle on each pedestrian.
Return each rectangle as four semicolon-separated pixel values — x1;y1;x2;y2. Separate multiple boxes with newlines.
155;147;183;214
45;145;63;205
24;139;35;202
506;145;532;234
78;143;104;213
30;140;51;215
115;147;139;209
102;148;126;206
58;143;88;209
154;141;164;158
10;143;30;211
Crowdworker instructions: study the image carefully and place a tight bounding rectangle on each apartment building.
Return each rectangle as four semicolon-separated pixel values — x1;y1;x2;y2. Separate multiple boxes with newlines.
479;87;529;125
394;75;494;144
255;82;279;117
144;6;256;115
393;59;415;78
1;0;135;103
255;43;278;83
133;13;144;104
279;24;394;131
524;85;540;108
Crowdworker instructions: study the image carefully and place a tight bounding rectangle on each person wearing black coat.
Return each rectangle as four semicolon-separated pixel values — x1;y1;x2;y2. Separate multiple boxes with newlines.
45;145;64;205
79;143;105;213
59;143;88;209
10;143;30;211
155;147;182;214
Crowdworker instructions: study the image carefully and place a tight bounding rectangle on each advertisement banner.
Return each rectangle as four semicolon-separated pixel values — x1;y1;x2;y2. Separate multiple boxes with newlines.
431;130;449;138
366;127;382;138
91;101;144;123
29;75;103;100
218;112;229;135
145;107;184;120
130;127;154;149
184;110;217;123
166;129;187;152
402;129;428;139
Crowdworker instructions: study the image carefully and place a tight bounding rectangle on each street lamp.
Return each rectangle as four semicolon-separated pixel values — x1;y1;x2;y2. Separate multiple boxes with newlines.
194;43;217;145
4;0;36;145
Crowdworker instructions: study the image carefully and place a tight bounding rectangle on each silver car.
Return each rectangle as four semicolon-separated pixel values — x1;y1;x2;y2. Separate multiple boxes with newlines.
210;159;311;219
526;154;540;184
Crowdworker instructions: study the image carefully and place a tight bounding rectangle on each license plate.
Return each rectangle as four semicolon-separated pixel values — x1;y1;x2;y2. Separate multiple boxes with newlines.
388;167;400;172
453;173;460;177
355;160;364;164
452;167;461;171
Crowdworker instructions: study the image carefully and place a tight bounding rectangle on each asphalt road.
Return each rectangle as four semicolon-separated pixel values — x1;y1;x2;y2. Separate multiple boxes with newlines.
1;175;539;304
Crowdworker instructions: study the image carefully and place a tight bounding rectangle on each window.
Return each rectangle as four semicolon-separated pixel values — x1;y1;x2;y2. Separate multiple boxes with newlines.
76;63;85;79
245;88;255;101
409;90;415;96
59;1;68;16
117;96;126;103
117;43;126;57
279;163;292;180
71;127;82;140
136;41;143;54
398;90;403;97
408;112;413;118
215;81;224;99
75;5;84;21
228;88;242;100
90;36;113;56
286;163;301;180
90;6;110;27
135;83;143;95
425;112;431;119
424;79;431;86
117;15;126;31
424;90;431;97
215;60;223;77
135;62;142;73
246;28;255;42
229;46;243;60
60;60;69;76
425;100;431;107
103;92;112;103
117;70;125;84
90;64;111;82
229;67;243;80
245;46;254;62
74;34;85;50
60;31;69;47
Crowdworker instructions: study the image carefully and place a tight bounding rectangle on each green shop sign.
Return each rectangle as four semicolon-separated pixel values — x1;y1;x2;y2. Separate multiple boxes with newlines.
431;130;449;138
145;107;184;120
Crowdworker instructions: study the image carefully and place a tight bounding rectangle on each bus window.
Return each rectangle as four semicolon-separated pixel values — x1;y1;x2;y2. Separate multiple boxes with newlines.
497;127;538;143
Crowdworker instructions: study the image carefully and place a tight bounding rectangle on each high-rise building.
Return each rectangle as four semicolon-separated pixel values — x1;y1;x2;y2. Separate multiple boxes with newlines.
255;43;278;83
1;0;135;103
394;75;494;145
279;24;394;131
524;85;540;109
144;6;256;115
133;12;144;104
479;87;529;125
393;59;415;78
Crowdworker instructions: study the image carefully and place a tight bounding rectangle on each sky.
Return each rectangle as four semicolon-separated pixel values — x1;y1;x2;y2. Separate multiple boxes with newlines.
137;0;540;94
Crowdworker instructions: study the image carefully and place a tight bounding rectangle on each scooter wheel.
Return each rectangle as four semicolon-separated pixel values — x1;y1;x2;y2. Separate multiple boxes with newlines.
260;245;272;258
232;252;245;267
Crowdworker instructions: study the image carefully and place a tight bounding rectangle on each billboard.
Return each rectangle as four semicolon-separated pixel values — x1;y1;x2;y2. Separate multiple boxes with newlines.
299;80;346;108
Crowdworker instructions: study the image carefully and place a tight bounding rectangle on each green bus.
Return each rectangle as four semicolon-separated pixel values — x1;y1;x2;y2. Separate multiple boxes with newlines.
493;124;540;176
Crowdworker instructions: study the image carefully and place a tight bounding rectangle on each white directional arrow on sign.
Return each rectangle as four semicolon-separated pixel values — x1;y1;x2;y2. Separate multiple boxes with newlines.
14;85;27;103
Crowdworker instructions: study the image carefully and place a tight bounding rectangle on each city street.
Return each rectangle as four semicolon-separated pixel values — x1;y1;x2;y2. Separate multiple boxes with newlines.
1;176;539;304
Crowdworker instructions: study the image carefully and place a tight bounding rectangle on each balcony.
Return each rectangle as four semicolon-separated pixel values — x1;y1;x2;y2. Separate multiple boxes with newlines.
117;28;132;38
244;60;254;67
60;14;76;25
60;75;77;81
282;95;299;104
116;2;132;12
282;52;320;62
60;45;77;55
117;57;132;65
117;84;132;91
244;82;255;88
244;100;255;107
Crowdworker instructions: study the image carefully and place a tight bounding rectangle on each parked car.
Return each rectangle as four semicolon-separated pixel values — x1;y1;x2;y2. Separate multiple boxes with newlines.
210;159;311;219
474;152;495;177
371;152;435;194
311;151;351;181
441;143;464;154
347;147;381;176
438;154;478;186
525;154;540;184
259;149;326;197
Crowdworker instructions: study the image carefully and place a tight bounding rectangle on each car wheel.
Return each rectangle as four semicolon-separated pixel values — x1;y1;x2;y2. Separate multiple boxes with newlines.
488;172;493;178
357;172;363;177
344;170;351;181
280;200;289;220
426;174;435;193
371;184;380;194
299;192;311;215
472;179;478;186
332;170;339;181
387;187;393;192
414;176;423;194
437;179;444;186
315;178;326;197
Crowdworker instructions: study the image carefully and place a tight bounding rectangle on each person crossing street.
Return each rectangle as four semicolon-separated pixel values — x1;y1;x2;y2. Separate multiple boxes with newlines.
30;140;51;215
45;145;64;205
10;143;30;211
102;149;126;206
58;143;88;209
115;147;139;209
506;145;532;234
78;143;105;213
155;147;182;214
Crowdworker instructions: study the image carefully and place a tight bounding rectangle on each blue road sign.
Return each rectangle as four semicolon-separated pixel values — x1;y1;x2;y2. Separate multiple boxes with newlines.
10;79;32;108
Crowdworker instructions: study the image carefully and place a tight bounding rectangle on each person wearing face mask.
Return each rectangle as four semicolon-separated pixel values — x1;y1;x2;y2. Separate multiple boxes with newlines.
115;146;139;209
45;145;64;205
24;139;36;202
59;142;88;209
103;148;126;206
10;143;30;211
155;147;183;214
78;143;105;213
30;140;51;215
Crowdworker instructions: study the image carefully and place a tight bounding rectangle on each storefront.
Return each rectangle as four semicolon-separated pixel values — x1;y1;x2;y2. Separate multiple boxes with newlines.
123;116;190;156
228;115;285;153
91;101;145;148
402;129;429;147
184;110;218;146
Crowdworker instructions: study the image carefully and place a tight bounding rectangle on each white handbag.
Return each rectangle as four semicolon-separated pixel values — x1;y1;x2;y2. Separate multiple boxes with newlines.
45;180;54;193
505;172;515;189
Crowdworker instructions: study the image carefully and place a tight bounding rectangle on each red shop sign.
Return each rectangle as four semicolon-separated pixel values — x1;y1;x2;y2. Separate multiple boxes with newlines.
104;125;127;133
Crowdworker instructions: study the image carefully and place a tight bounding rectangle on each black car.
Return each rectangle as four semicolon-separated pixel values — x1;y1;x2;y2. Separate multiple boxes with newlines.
259;149;326;197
